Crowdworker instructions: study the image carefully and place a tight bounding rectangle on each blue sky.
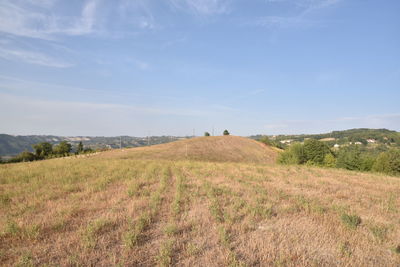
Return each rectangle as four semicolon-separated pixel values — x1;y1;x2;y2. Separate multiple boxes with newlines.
0;0;399;136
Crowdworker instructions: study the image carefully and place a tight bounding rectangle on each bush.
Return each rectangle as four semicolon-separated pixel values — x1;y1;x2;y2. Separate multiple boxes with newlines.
359;155;375;171
373;149;400;176
336;145;362;170
259;136;272;145
204;132;210;137
53;141;72;156
223;130;230;136
323;153;336;167
9;151;36;163
278;143;306;165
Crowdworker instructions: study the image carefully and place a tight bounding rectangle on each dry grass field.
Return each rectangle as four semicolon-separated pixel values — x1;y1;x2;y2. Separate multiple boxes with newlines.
1;136;399;266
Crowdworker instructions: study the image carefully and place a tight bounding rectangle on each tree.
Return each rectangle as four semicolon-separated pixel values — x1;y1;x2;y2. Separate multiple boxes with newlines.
259;136;272;145
77;141;84;154
336;145;362;170
303;139;332;165
204;132;210;137
373;149;400;175
223;130;230;136
18;151;36;162
278;143;306;165
54;141;72;156
323;153;336;167
84;147;94;153
32;142;53;159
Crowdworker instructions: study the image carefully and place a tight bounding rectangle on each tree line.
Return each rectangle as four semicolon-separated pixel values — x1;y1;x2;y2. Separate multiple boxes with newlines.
1;141;93;164
273;139;400;176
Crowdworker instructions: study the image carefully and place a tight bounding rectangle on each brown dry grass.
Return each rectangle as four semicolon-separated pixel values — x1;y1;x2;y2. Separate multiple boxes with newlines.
0;137;399;266
98;136;279;164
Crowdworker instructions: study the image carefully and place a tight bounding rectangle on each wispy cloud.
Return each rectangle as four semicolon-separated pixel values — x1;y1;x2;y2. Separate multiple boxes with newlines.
168;0;231;15
0;47;73;67
254;16;315;29
0;0;100;39
254;0;342;29
49;0;98;36
116;0;157;30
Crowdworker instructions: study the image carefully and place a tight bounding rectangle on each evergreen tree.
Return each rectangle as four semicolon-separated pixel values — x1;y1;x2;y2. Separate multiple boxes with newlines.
303;139;332;165
323;153;336;167
77;141;84;153
278;143;306;165
336;145;362;170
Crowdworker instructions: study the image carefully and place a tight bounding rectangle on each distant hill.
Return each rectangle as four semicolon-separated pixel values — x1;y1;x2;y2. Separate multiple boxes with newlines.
0;134;187;157
250;128;400;148
99;135;279;164
3;128;399;158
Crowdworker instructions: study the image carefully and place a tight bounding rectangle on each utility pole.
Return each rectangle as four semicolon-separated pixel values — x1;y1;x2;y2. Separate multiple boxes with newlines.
212;126;214;136
120;136;122;149
147;131;150;146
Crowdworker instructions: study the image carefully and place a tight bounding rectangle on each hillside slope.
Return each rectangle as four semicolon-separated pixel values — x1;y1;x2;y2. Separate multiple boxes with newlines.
1;156;400;266
100;135;279;164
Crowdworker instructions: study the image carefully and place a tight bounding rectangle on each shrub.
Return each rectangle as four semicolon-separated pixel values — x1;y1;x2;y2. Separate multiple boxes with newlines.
53;141;72;156
9;151;36;163
336;145;362;170
373;149;400;176
259;136;272;145
278;143;306;165
204;132;210;137
323;153;336;167
359;155;375;171
223;130;230;136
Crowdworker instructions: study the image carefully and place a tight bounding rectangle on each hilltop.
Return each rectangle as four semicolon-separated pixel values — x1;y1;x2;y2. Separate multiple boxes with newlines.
100;135;279;164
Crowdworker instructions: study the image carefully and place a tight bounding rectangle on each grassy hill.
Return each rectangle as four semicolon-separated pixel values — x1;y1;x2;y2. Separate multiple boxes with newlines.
1;137;400;266
100;135;279;164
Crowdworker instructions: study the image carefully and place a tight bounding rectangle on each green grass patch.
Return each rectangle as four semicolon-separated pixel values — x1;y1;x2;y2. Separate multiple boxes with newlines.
341;213;362;229
82;219;114;249
156;239;174;267
370;225;388;242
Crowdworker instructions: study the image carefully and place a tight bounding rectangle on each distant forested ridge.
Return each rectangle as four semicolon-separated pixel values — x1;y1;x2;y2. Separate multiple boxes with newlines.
0;134;187;157
252;128;400;176
251;128;400;148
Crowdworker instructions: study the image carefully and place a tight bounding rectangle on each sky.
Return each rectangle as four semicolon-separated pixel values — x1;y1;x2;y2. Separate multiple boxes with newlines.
0;0;399;137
